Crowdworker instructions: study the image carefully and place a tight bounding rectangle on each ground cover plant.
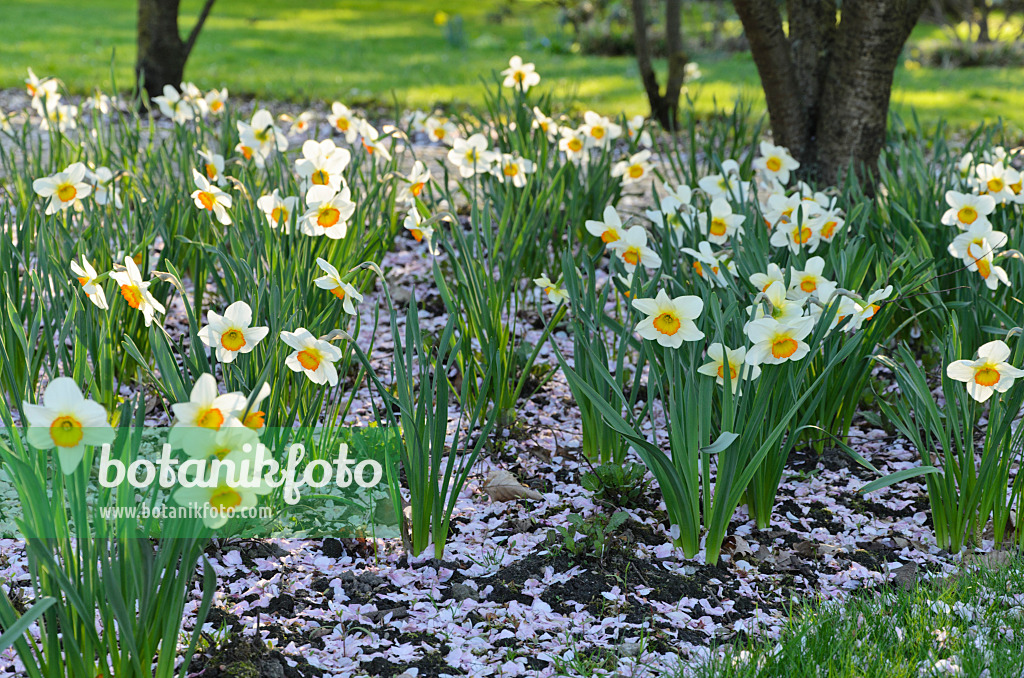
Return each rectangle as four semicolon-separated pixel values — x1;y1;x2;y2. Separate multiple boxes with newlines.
0;51;1021;678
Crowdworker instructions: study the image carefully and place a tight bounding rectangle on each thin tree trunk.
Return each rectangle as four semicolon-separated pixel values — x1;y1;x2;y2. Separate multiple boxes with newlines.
135;0;217;101
631;0;686;129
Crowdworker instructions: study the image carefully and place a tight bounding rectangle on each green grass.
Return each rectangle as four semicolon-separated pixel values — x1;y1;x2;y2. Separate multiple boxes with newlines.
689;557;1024;678
1;0;1022;128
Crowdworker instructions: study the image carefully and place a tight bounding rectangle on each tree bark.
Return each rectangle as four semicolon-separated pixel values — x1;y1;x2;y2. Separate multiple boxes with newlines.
630;0;687;129
733;0;927;187
135;0;217;101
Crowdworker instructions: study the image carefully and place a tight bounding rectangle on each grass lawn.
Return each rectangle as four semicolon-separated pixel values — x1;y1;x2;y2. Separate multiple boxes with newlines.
1;0;1022;129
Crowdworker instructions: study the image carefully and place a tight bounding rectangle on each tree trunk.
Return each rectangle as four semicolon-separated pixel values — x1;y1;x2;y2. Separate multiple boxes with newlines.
733;0;927;187
135;0;217;101
630;0;687;129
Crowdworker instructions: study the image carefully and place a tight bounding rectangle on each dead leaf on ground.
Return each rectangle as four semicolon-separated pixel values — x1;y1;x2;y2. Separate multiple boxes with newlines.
482;469;544;502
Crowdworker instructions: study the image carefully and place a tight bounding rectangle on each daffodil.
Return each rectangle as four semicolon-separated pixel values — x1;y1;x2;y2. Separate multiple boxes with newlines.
70;256;108;310
744;316;815;365
947;221;1008;262
109;256;165;327
753;141;799;186
425;116;458;144
404;209;437;254
612;150;653;186
976;162;1020;205
174;479;261;529
355;120;393;161
697;160;749;202
448;134;496;178
533;275;569;305
532;107;560;142
314;258;364;315
611;225;662;273
501;55;541;91
198;301;268;363
181;423;260;462
850;285;893;330
190;169;232;225
697;344;760;392
941;191;995;230
698;197;745;244
632;290;704;348
626;115;652;147
87;166;122;208
328;102;361;143
808;207;844;242
493;153;535;187
398;160;433;205
749;263;785;293
296;138;351;192
281;110;315;135
946;340;1024;403
301;185;355;239
585;205;625;244
746;280;804;322
558;127;588;164
240;382;272;432
580;111;621;149
281;328;343;386
170;373;246;431
25;68;59;104
682;241;734;287
198;149;227;186
153;84;194;124
788;256;831;300
769;211;820;254
23;377;114;474
33;162;92;214
256;189;299;232
204;87;228;115
237;109;287;166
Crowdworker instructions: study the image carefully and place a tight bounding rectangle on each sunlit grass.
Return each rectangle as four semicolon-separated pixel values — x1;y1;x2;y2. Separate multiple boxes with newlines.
0;0;1021;129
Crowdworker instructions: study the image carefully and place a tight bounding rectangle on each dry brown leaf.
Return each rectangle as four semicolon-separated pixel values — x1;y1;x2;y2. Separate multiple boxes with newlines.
482;469;544;502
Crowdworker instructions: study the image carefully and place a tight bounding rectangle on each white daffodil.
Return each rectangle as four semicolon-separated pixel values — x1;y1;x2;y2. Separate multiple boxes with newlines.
558;128;588;164
532;107;559;142
580;111;622;149
295;138;351;192
281;110;315;136
109;256;165;327
585;205;625;244
788;257;831;300
327;102;361;143
198;301;269;363
698;161;749;202
198;149;227;186
611;225;662;273
355;120;393;162
256;189;299;232
746;280;804;323
769;212;820;254
204;87;228;115
190;169;232;225
501;55;541;91
314;258;363;315
237;109;287;166
948;221;1008;262
612;150;653;186
753;141;800;186
398;160;433;205
976;163;1020;205
87;166;122;208
33;162;92;214
697;198;745;244
493;153;535;187
697;344;760;393
533;275;569;305
850;285;894;330
174;479;261;529
632;290;704;348
947;340;1024;403
153;84;194;124
301;185;355;239
750;263;785;293
404;209;437;254
240;382;272;432
744;316;815;365
448;134;497;178
682;241;733;287
425;116;458;144
181;423;260;462
23;377;114;474
941;191;995;230
808;208;844;242
626;115;652;147
281;328;343;386
170;374;246;438
70;256;108;310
